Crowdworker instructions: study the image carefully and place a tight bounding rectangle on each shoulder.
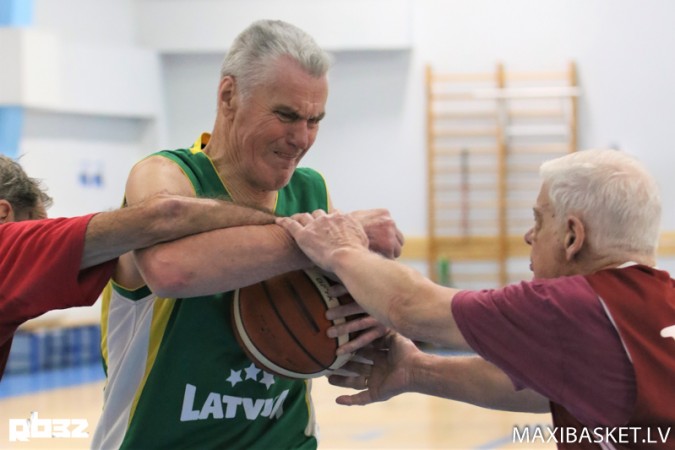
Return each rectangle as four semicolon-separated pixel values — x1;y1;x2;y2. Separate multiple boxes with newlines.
585;263;672;287
126;151;197;201
132;151;188;175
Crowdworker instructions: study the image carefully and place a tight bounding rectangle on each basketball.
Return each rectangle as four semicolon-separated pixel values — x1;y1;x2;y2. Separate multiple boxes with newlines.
232;269;355;379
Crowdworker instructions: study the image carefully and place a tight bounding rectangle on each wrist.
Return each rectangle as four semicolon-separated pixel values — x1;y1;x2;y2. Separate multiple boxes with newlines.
409;351;443;396
330;246;365;275
271;223;314;269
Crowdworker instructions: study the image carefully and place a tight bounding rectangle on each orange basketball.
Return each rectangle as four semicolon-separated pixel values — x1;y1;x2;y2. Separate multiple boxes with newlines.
232;269;355;379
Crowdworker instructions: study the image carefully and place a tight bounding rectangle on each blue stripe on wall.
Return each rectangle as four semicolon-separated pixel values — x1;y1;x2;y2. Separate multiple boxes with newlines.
0;0;34;26
0;363;106;398
0;0;33;157
0;107;23;158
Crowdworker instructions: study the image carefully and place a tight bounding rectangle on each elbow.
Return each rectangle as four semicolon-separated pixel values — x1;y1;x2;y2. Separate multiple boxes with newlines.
136;248;194;298
144;267;193;299
148;278;191;299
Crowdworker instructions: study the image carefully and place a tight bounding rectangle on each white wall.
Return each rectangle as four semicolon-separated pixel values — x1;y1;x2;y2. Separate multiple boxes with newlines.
3;0;164;218
303;50;424;233
33;0;138;46
6;0;675;258
136;0;412;52
412;0;675;233
157;0;675;240
19;112;150;216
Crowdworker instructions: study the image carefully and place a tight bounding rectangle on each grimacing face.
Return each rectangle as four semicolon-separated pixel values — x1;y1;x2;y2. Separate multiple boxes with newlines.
228;57;328;193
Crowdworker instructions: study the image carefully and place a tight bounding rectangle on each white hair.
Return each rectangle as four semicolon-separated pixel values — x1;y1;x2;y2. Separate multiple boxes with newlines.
540;149;661;257
219;20;333;98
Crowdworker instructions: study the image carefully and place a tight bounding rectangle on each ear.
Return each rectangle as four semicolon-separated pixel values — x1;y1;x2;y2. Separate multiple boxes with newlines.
218;75;238;117
564;215;585;261
0;199;15;223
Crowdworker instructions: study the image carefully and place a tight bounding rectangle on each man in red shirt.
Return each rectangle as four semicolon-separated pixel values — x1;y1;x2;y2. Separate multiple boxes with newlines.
278;149;675;449
0;153;402;382
0;154;279;379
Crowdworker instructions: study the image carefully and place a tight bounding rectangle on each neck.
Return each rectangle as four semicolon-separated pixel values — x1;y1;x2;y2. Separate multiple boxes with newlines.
222;178;277;213
203;137;277;212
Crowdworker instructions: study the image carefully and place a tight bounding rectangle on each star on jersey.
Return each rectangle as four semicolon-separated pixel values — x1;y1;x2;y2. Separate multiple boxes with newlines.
260;371;276;390
226;369;243;387
226;364;276;388
244;363;261;381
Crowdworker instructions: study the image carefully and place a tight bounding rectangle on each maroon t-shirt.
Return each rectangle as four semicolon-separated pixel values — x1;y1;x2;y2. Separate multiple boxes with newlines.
551;265;675;449
0;215;116;379
452;274;635;426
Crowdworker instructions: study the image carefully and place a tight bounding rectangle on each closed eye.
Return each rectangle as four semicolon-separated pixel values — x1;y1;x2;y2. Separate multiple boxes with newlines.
275;110;300;122
274;108;325;126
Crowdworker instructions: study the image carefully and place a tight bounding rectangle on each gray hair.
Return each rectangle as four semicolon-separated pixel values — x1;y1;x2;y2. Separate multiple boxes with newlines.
0;155;52;217
219;19;332;98
540;149;661;257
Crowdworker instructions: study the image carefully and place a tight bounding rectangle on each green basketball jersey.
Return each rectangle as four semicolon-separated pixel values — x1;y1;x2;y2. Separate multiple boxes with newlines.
94;135;328;449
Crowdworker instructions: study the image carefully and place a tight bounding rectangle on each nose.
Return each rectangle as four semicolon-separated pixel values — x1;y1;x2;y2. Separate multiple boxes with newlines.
287;121;311;151
524;228;533;246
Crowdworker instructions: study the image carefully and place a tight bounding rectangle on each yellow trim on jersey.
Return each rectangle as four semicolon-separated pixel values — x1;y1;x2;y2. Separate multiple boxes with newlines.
314;170;332;211
303;379;315;436
100;283;112;368
127;296;177;424
189;133;233;199
190;133;210;154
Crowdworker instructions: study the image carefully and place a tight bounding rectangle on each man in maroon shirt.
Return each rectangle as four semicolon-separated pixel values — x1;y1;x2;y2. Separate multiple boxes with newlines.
278;149;675;449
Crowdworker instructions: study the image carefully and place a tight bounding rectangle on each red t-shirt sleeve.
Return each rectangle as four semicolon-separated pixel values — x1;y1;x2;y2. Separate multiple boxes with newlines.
451;276;635;427
0;215;116;328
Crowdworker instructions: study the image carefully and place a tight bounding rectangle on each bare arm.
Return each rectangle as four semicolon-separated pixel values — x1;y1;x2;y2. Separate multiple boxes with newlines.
119;156;312;296
277;211;464;347
330;247;463;347
80;194;276;270
332;333;549;413
277;212;550;413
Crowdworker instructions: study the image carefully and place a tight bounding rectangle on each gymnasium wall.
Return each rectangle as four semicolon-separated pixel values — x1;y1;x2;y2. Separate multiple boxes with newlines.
2;0;674;269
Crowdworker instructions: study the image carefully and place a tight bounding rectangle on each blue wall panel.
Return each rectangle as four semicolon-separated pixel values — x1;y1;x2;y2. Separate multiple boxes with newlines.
0;0;33;157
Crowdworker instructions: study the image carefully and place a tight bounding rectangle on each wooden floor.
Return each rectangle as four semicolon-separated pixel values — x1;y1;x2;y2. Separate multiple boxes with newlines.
0;376;555;449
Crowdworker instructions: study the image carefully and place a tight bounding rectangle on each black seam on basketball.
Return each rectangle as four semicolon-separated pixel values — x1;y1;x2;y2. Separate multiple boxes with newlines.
260;279;332;373
284;277;321;333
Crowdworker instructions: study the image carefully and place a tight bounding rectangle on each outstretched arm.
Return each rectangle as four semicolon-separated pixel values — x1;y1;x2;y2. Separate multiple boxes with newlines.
120;157;404;297
81;194;276;270
331;333;549;413
277;211;464;347
116;155;313;296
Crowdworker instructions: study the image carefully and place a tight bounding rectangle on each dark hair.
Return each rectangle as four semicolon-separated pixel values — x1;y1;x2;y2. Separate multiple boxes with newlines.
0;155;52;216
